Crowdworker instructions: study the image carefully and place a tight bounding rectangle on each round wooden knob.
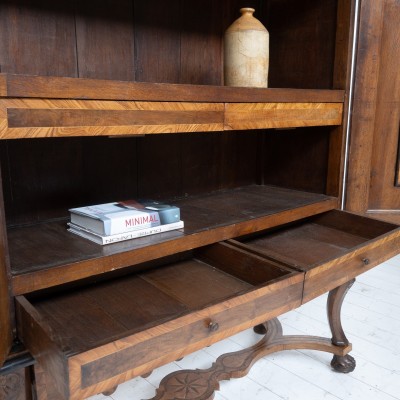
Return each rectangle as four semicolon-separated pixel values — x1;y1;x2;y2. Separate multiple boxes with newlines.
208;321;219;332
362;258;370;265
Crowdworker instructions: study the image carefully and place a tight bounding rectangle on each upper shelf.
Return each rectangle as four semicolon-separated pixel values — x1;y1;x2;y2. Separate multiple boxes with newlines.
0;73;345;103
0;74;344;139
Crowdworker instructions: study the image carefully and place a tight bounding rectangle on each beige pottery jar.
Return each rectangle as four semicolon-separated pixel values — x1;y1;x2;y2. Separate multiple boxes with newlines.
224;8;269;88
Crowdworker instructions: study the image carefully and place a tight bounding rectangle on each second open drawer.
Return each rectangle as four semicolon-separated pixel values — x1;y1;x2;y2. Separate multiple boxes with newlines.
229;210;400;303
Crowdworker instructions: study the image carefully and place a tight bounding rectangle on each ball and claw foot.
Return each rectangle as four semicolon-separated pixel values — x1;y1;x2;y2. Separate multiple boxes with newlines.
253;323;268;335
331;354;356;373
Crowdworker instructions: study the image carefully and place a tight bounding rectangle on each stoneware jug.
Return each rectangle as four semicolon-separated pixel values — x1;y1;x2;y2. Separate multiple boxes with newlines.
224;8;269;88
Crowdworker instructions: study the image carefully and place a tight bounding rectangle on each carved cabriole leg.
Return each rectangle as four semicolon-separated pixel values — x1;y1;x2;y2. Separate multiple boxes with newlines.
150;281;358;399
327;278;356;373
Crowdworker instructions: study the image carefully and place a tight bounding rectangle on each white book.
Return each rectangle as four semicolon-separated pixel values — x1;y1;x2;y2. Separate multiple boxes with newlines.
68;220;184;245
69;200;180;236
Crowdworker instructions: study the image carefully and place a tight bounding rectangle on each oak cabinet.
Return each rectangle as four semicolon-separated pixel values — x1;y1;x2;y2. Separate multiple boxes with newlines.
0;0;398;399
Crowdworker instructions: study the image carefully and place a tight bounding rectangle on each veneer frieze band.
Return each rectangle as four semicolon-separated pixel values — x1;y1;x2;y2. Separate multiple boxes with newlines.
0;98;342;139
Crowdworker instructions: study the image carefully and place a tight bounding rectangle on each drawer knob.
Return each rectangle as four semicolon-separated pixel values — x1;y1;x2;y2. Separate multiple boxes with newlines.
208;321;219;332
362;258;370;266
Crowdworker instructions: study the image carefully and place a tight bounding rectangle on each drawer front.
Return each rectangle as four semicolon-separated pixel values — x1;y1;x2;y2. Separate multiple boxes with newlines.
70;273;303;398
303;231;400;302
16;271;303;399
229;210;400;305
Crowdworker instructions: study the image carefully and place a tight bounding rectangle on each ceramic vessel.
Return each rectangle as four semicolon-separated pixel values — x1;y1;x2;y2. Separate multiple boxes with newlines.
224;8;269;88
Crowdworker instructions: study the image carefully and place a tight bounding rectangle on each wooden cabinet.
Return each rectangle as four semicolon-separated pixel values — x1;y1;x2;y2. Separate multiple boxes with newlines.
0;0;397;399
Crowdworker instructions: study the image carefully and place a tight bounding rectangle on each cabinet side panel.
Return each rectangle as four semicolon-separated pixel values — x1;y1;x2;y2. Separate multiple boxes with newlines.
0;0;77;76
345;0;384;212
326;0;355;198
75;0;135;81
366;0;400;210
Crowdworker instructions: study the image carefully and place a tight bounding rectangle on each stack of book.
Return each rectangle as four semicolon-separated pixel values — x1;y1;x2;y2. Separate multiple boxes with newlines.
68;199;183;245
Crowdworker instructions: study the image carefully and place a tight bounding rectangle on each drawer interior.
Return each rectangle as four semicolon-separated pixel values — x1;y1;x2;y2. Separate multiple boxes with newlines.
19;242;297;356
231;210;400;272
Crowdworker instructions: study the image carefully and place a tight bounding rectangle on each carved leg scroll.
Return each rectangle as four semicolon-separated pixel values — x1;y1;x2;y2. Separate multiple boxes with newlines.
327;278;356;373
149;281;358;399
149;318;351;400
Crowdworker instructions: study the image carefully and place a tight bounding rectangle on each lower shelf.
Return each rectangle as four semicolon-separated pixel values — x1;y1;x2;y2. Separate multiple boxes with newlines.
9;184;337;294
16;242;303;400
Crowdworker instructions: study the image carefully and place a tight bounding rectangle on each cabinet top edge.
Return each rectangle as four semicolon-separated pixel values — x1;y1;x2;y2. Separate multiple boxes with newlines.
0;73;345;103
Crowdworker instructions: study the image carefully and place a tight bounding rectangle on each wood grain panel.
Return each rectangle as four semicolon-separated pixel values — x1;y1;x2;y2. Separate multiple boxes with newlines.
262;127;330;193
137;134;182;199
326;0;355;198
7;108;224;128
266;0;337;89
346;0;400;215
366;0;400;210
0;98;343;139
141;260;252;309
218;131;259;190
0;99;224;138
75;0;135;80
225;103;343;130
33;275;188;353
396;129;400;187
345;0;384;212
180;0;223;85
133;0;182;199
0;73;345;103
0;75;7;97
0;0;77;76
134;0;181;83
181;132;220;195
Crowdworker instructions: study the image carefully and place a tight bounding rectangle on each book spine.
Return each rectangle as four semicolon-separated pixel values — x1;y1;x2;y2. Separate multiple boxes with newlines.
69;221;184;245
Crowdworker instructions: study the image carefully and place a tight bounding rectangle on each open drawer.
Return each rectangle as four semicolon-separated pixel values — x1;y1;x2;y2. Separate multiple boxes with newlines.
16;242;303;399
229;210;400;303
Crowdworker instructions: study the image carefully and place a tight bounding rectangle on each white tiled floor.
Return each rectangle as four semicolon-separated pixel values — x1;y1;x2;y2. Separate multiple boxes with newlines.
89;255;400;400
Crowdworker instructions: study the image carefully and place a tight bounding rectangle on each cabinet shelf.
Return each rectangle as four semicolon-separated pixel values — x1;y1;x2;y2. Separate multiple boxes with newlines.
9;185;338;295
0;73;345;103
0;74;344;139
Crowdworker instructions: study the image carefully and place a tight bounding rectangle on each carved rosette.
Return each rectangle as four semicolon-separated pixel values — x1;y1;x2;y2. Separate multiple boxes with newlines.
0;372;24;400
